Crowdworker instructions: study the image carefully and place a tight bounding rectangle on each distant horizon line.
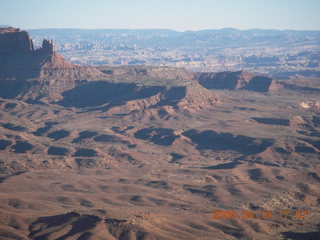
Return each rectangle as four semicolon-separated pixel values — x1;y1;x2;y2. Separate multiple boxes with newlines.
26;27;320;32
2;25;320;32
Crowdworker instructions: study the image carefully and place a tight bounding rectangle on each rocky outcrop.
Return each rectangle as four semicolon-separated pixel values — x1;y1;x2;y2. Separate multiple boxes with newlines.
0;27;103;102
197;70;281;93
0;27;54;56
0;27;34;54
0;27;102;80
40;39;54;54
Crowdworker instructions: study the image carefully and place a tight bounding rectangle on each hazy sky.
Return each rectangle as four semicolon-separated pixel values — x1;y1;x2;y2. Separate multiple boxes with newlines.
1;0;320;30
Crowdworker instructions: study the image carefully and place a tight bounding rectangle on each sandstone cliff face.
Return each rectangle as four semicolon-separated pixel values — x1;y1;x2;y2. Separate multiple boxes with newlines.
0;27;102;79
0;27;55;55
0;27;34;54
0;27;103;102
0;28;57;79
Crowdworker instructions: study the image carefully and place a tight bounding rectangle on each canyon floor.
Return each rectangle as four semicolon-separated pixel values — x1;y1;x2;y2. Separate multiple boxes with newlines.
0;74;319;239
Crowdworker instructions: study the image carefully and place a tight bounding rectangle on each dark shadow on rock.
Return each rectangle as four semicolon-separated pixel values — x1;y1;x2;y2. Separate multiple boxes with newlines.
169;153;185;163
299;138;320;152
12;140;33;153
4;103;17;110
282;226;320;240
0;79;32;99
32;122;58;136
1;123;27;131
152;86;186;107
312;116;320;127
59;81;165;109
80;199;93;207
248;168;269;182
146;180;171;190
72;131;98;143
74;148;98;157
308;172;320;182
198;71;275;93
0;170;25;183
0;139;12;150
183;185;218;202
252;117;290;126
134;127;179;146
275;147;290;154
47;129;70;140
78;232;93;240
111;126;134;134
244;76;273;92
93;134;121;143
47;146;69;156
198;72;241;90
295;145;317;153
203;161;242;170
182;129;273;155
28;212;101;240
29;212;80;231
283;83;320;93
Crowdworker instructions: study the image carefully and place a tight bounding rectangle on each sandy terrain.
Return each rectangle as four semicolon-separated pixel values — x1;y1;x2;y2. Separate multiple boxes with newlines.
0;82;319;239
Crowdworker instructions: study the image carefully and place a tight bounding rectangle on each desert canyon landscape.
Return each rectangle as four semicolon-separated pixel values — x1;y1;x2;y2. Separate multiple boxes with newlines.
0;25;319;240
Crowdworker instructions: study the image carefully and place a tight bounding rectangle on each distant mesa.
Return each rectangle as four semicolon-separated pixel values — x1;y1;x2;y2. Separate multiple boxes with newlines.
197;70;281;93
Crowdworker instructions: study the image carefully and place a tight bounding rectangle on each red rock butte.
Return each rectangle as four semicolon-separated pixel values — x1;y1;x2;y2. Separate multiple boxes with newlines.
0;27;102;80
0;27;56;56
